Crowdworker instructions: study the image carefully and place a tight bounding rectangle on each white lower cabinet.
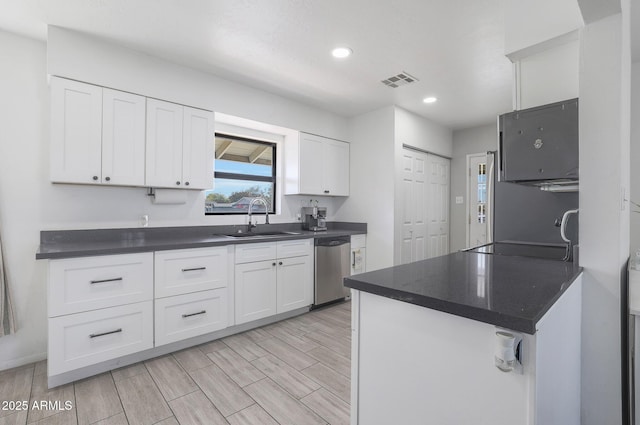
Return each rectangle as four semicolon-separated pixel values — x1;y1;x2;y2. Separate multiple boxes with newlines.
235;239;313;325
235;260;278;324
277;255;313;313
154;247;228;298
48;301;153;376
155;288;228;346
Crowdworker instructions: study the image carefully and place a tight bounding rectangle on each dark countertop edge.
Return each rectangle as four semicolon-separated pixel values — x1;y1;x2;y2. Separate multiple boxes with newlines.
36;228;367;260
345;266;583;335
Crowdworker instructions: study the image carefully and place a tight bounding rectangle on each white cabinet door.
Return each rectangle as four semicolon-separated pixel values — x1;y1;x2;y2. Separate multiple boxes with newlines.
155;247;228;298
182;106;214;189
102;88;146;186
324;140;350;196
146;99;184;188
277;255;312;313
299;133;325;195
50;77;103;184
235;260;277;324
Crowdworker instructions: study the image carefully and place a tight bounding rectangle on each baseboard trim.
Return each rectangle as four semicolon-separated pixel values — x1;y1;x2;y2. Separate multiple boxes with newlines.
0;351;47;371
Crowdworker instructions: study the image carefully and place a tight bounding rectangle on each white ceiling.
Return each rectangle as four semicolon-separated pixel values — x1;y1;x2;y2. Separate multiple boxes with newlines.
0;0;556;130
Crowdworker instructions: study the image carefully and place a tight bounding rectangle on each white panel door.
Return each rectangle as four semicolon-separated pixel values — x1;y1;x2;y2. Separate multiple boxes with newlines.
235;260;277;324
427;155;450;258
182;106;214;189
146;99;183;188
324;140;350;196
277;255;312;313
50;77;103;184
101;88;146;186
467;153;490;248
400;148;428;264
298;133;325;195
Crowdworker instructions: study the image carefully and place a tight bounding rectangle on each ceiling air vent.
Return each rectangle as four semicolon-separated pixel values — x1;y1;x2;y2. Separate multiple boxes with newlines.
381;71;419;88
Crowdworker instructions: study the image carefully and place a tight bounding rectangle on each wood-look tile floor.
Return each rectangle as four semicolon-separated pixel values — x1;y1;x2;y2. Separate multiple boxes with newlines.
0;302;351;425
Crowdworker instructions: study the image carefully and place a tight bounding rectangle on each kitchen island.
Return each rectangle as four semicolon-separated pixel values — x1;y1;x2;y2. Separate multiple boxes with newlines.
345;251;582;425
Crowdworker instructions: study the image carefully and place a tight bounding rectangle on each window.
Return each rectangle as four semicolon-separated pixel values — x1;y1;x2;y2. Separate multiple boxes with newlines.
205;133;276;214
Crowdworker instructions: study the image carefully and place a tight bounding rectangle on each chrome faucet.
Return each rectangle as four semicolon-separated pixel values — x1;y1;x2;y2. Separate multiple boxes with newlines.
248;197;270;231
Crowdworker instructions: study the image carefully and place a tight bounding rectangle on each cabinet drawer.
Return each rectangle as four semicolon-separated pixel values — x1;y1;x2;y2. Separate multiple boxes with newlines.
276;238;313;258
48;253;153;317
235;242;277;264
155;247;228;298
155;289;228;346
48;301;153;376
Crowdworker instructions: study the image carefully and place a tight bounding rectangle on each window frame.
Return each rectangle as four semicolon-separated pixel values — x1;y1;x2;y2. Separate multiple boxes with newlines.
205;132;277;215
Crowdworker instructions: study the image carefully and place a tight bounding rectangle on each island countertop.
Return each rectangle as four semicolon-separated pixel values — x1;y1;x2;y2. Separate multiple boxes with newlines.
344;251;582;334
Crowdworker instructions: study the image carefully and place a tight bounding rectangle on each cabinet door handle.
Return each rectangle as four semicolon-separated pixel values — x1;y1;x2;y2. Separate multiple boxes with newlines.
90;277;123;284
278;261;283;265
185;181;190;186
89;328;122;338
272;262;276;266
105;176;111;182
352;251;356;267
92;176;99;181
182;310;206;318
181;267;206;272
176;181;181;185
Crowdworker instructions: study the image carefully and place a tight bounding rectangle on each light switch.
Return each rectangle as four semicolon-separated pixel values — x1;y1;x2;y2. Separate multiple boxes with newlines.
455;196;463;204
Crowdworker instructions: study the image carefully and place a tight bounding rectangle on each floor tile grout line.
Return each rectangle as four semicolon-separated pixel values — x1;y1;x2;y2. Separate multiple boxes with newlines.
248;355;321;401
299;388;345;425
104;372;128;425
299;363;351;405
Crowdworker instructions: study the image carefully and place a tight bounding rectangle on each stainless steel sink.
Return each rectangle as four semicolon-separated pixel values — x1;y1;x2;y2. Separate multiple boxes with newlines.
219;231;302;238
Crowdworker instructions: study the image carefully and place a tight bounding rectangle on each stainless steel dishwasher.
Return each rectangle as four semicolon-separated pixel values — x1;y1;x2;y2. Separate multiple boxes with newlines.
314;235;351;307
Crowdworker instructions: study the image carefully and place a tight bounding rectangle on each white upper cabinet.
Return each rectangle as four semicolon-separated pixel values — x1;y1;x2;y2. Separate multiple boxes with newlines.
146;99;214;189
182;106;214;189
50;77;103;184
102;88;146;186
51;78;146;186
51;77;213;190
285;132;350;196
146;99;183;188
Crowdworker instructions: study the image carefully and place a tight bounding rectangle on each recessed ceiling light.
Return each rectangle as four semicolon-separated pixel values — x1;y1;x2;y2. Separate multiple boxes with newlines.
423;96;438;104
332;47;352;59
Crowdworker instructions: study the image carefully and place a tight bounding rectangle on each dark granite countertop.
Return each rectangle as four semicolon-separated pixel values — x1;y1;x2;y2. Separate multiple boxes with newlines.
344;251;582;334
36;222;366;260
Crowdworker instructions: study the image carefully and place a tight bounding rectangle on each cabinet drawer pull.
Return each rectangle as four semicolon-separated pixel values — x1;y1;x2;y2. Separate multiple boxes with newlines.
181;267;206;272
89;328;122;338
182;310;206;318
324;190;330;194
90;277;123;284
352;251;356;267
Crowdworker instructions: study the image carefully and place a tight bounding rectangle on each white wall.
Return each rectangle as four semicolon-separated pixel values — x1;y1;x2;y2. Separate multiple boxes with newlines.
504;0;583;55
630;63;640;252
334;106;395;271
0;27;352;370
394;107;452;158
0;30;50;370
578;9;630;425
450;124;498;252
518;39;580;109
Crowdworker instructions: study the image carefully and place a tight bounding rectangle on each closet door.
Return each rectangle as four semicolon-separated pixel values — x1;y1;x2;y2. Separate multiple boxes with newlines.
400;148;428;264
427;154;450;258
